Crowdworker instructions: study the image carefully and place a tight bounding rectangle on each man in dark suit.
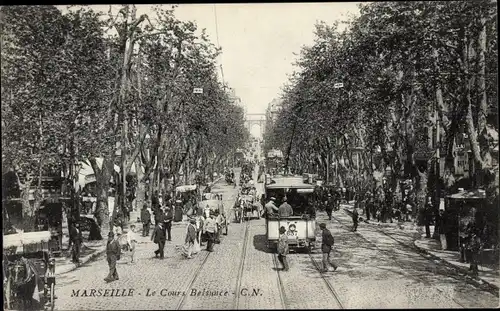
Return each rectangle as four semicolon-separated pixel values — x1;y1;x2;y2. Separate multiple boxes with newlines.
319;223;338;272
141;204;151;237
164;205;173;241
69;222;83;264
151;222;166;259
104;232;121;282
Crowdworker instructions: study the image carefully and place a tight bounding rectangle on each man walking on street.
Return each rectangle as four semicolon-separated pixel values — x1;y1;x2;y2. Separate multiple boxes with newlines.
126;224;138;264
215;211;223;244
469;229;482;276
352;207;359;232
278;197;293;218
184;218;198;259
104;232;121;282
319;223;338;272
164;205;173;241
141;204;151;237
277;226;289;271
69;222;82;264
424;197;433;238
204;212;217;252
151;222;166;259
326;194;333;220
436;208;447;250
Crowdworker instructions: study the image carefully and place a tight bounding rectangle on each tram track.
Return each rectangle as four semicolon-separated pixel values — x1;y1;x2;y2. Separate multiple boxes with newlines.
331;212;468;308
232;220;251;310
272;253;290;309
306;249;345;309
175;244;212;310
176;179;238;310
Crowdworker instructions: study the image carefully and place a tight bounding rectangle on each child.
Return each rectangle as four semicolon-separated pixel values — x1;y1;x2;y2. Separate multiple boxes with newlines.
277;226;289;271
126;224;138;263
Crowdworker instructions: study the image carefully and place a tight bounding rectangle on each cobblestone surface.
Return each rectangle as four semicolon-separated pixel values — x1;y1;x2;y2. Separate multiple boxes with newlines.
323;210;499;308
236;221;283;310
52;168;498;310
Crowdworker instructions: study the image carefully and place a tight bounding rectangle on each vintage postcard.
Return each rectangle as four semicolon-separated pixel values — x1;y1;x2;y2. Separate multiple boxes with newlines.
2;2;498;310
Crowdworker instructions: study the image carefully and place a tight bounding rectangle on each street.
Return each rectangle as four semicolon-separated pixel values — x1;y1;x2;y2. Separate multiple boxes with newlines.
2;3;498;311
53;168;498;310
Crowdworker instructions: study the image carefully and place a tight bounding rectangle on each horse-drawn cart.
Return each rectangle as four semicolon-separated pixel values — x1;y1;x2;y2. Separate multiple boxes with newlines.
239;194;260;221
3;231;56;311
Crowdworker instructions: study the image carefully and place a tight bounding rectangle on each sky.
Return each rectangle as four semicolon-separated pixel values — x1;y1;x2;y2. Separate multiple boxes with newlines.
59;3;362;137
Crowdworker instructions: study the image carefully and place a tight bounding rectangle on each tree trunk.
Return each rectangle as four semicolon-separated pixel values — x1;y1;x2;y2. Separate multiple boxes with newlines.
19;176;35;232
90;157;113;232
135;160;146;210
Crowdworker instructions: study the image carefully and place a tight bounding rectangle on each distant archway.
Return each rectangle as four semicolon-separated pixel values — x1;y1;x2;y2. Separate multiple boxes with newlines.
245;113;266;139
250;124;261;138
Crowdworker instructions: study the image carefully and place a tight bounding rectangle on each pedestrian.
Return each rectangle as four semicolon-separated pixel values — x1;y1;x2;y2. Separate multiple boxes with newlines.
126;224;138;264
365;192;372;221
264;197;279;218
468;229;482;276
277;226;289;271
204;212;217;252
141;204;151;237
278;196;293;217
184;218;198;259
104;232;121;282
215;210;223;244
325;194;333;220
164;205;173;241
436;208;447;250
352;207;359;232
424;197;433;238
151;222;166;259
319;223;338;272
154;207;165;226
69;222;82;264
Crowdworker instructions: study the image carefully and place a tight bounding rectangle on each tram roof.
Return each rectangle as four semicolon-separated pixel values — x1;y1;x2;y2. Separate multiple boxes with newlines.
265;177;315;189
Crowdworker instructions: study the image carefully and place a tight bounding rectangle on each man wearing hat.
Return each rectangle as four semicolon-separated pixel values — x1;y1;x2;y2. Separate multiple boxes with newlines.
326;194;334;220
184;218;198;259
151;221;166;259
164;204;173;241
204;211;218;252
265;197;279;218
140;204;151;237
105;232;121;282
277;226;289;271
278;196;293;218
319;223;338;272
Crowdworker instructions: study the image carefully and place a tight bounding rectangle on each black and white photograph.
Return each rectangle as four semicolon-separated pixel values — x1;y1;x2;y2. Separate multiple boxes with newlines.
1;2;499;310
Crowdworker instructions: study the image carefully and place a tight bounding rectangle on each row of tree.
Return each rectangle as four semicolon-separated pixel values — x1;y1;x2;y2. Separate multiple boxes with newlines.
1;5;249;232
265;1;498;213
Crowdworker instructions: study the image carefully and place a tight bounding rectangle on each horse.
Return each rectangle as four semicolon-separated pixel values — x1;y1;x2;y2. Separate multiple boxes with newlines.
7;257;37;310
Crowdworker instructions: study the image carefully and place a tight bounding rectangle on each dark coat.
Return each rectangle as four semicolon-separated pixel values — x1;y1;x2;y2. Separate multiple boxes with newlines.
164;208;173;223
352;209;359;222
185;223;197;244
106;239;121;260
152;224;166;243
321;228;335;253
69;225;83;243
141;208;151;223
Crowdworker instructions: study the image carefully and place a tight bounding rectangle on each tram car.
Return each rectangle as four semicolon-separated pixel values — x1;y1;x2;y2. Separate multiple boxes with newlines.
264;176;316;251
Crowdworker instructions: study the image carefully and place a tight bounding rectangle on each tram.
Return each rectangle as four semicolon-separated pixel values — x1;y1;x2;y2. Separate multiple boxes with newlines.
264;176;316;251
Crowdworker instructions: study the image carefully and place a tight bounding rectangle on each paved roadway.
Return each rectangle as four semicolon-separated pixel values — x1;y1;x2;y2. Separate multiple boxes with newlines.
54;165;498;310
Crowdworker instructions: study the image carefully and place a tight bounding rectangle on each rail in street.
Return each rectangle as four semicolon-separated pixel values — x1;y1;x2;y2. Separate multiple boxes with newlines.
49;165;498;310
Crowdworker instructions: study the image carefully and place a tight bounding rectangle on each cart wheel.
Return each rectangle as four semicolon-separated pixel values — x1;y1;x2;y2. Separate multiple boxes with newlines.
50;282;55;310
